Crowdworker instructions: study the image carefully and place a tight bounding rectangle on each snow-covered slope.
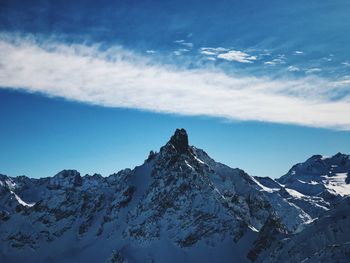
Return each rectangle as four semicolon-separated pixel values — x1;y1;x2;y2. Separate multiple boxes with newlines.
255;153;350;221
251;154;350;262
278;153;350;198
262;197;350;263
0;129;349;262
0;129;272;262
270;153;350;219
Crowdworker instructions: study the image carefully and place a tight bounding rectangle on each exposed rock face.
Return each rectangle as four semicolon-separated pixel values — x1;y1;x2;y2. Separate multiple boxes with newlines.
247;215;288;261
346;174;350;184
262;197;350;263
168;128;189;154
0;129;349;262
48;169;83;189
125;137;250;247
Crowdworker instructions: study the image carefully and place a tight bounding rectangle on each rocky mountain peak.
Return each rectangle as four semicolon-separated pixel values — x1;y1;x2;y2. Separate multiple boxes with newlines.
331;152;350;163
49;169;82;188
1;131;349;263
307;154;323;162
167;128;189;154
55;169;80;178
333;152;346;158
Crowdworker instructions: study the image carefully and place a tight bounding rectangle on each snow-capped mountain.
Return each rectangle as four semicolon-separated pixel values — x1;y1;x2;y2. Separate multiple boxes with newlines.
257;153;350;219
278;153;350;198
0;129;349;262
250;153;350;262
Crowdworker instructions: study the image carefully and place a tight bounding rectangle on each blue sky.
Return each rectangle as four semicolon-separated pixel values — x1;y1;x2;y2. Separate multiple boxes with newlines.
0;0;349;178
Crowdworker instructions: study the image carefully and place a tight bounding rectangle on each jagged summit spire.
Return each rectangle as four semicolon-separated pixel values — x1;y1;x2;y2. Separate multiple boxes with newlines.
168;128;189;154
147;129;190;162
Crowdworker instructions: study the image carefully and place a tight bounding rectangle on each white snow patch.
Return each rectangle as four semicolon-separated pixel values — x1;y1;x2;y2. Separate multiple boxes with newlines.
194;156;205;164
285;188;306;199
248;225;259;232
251;177;276;193
12;191;36;207
5;179;16;190
184;160;195;171
324;173;350;196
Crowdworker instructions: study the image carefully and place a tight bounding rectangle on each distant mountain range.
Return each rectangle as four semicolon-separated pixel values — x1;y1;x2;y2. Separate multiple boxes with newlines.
1;129;349;263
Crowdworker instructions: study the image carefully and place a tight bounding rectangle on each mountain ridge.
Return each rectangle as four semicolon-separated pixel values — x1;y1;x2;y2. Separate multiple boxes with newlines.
0;129;349;262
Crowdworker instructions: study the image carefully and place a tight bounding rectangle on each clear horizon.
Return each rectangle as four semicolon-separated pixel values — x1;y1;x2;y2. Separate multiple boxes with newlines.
1;89;349;179
1;0;350;178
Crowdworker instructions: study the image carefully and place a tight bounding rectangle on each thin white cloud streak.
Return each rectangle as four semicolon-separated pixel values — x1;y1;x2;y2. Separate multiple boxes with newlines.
200;47;229;54
200;47;258;64
217;50;257;63
1;34;350;130
305;68;322;74
287;66;300;72
264;54;286;66
175;40;193;48
200;50;217;56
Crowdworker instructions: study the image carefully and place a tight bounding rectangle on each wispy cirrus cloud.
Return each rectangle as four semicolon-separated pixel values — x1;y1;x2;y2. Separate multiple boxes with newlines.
217;50;257;63
264;54;286;66
287;66;301;72
199;47;257;64
342;61;350;67
1;33;350;130
174;39;193;49
173;48;190;56
294;51;304;55
305;68;322;74
146;50;156;54
200;47;229;54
